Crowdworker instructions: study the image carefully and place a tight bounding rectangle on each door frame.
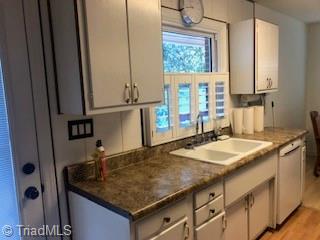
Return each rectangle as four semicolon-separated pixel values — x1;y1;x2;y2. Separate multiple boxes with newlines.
0;0;61;237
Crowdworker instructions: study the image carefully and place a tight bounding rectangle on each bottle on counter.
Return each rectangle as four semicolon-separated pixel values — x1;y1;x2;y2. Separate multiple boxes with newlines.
92;140;108;181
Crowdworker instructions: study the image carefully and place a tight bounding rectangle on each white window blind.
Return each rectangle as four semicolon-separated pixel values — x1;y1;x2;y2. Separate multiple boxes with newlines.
215;81;225;118
155;84;172;133
0;60;20;239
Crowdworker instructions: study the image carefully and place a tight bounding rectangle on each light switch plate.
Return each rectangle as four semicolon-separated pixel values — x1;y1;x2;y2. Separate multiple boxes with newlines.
68;119;94;140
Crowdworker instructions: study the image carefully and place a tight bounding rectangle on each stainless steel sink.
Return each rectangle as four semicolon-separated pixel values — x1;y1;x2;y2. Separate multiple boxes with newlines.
170;138;272;165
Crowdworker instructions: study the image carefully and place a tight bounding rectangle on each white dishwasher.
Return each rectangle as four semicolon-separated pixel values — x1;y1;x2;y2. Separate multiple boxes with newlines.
277;139;302;224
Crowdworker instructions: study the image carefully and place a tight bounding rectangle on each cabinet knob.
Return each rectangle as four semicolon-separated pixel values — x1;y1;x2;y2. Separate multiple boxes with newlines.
163;217;171;223
24;186;39;200
209;209;216;215
209;192;215;198
22;163;35;175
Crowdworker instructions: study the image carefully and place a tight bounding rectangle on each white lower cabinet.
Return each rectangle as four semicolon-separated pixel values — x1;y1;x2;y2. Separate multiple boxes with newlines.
195;212;226;240
193;181;225;240
225;197;248;240
249;183;270;240
225;182;270;240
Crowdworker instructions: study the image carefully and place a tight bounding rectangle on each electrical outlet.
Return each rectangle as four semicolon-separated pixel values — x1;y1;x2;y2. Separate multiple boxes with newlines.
68;119;94;140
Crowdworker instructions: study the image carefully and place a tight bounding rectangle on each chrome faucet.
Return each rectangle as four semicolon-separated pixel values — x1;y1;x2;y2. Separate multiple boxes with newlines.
195;113;205;144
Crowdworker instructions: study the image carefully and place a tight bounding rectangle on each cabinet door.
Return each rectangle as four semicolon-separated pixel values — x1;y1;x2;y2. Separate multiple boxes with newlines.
147;217;190;240
225;198;248;240
268;22;279;90
249;182;270;240
195;212;226;240
255;19;278;92
81;0;131;108
127;0;164;105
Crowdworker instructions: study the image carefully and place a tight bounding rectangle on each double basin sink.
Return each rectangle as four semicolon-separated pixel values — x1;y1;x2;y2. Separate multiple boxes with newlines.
170;138;272;165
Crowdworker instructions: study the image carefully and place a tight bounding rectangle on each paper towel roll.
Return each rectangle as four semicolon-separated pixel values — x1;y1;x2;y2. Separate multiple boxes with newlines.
233;108;243;134
243;107;254;134
254;106;264;132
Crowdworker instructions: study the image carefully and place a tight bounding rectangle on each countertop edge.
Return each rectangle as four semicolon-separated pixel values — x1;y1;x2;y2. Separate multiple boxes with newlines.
67;183;134;221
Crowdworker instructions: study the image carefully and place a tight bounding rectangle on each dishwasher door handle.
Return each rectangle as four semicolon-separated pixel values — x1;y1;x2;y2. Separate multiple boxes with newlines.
281;146;300;157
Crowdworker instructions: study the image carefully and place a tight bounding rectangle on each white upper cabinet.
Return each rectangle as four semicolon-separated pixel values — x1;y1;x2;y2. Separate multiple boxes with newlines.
49;0;163;115
81;0;131;109
230;18;279;94
127;0;163;105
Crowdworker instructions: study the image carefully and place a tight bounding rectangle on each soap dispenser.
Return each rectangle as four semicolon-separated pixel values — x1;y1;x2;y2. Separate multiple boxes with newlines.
93;140;108;181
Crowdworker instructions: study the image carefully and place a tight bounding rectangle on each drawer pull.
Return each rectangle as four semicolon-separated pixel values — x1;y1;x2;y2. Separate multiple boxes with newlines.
163;217;171;223
209;192;215;198
184;222;190;239
209;209;216;215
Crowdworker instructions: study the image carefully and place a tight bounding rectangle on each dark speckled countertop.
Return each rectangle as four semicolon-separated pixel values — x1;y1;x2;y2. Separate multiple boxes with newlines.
66;127;307;221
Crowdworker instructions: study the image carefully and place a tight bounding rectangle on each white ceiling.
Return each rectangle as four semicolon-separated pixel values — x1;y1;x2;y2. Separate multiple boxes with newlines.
256;0;320;23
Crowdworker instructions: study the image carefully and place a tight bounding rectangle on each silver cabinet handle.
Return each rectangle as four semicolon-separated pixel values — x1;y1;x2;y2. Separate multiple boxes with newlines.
124;83;131;104
249;193;255;207
252;194;255;206
245;195;249;211
184;222;190;239
133;83;140;103
222;214;227;231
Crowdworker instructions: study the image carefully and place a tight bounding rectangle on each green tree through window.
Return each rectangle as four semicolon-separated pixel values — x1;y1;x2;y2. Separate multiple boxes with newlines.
162;31;212;73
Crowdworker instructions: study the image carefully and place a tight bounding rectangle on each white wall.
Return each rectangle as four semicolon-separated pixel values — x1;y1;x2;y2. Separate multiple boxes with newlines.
305;23;320;155
255;5;307;129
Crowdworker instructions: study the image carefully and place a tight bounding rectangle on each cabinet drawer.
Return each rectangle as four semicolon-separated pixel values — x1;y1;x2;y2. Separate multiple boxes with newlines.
195;181;223;209
136;197;192;240
195;212;225;240
195;195;224;226
225;152;276;206
148;217;189;240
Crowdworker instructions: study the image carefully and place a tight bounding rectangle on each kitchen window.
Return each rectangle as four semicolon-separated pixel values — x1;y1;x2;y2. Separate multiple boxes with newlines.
144;73;229;146
155;84;171;133
198;83;210;122
215;81;226;118
178;83;192;128
162;31;215;73
144;9;229;146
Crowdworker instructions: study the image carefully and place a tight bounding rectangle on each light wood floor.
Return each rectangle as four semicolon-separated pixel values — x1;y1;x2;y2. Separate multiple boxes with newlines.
303;157;320;210
260;207;320;240
260;156;320;239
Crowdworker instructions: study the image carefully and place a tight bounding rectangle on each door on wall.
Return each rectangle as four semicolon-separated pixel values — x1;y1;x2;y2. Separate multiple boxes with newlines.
0;0;46;239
